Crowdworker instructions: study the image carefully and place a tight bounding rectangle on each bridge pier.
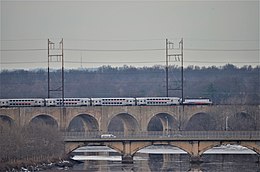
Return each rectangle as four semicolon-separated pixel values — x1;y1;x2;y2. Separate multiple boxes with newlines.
121;154;134;163
190;156;202;163
108;141;136;163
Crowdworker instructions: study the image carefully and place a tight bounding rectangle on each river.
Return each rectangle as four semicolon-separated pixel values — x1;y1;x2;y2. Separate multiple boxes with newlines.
55;145;260;172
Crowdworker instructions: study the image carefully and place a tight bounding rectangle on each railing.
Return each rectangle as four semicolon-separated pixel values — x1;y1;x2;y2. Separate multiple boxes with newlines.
63;131;260;141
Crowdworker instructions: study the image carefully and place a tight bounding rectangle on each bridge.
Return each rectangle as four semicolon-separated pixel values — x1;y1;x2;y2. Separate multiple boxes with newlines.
0;105;259;131
64;131;260;163
0;105;259;163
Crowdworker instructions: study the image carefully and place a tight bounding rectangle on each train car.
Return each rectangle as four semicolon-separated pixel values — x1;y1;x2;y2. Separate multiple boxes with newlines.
182;98;212;105
0;98;45;107
45;98;91;106
136;97;180;106
91;98;135;106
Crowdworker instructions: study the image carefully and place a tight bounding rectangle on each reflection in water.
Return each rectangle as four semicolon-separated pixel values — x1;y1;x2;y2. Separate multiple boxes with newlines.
70;146;260;172
148;154;190;171
72;154;260;172
201;154;260;172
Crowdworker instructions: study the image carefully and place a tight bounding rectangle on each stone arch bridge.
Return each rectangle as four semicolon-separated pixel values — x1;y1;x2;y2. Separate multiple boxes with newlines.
1;105;260;163
0;105;259;132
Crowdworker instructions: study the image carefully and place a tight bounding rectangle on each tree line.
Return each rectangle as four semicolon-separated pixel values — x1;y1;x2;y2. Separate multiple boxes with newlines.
0;64;259;104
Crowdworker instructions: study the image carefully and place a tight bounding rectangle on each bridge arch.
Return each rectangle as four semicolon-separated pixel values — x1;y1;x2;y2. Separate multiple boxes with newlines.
67;114;99;132
200;142;260;156
147;113;178;131
131;142;190;157
29;114;58;128
185;112;218;130
228;112;256;130
0;115;15;127
108;113;140;132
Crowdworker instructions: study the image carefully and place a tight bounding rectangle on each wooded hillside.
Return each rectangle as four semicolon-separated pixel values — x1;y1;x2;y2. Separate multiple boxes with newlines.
0;64;259;104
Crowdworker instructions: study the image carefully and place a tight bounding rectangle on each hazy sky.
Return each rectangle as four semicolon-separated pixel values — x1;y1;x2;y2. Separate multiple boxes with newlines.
0;0;259;69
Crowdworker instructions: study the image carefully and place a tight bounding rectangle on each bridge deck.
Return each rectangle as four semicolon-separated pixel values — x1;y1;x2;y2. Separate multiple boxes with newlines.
63;131;260;142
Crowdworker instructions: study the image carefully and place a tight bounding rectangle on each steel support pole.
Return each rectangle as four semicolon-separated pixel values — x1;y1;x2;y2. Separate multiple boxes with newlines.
166;39;169;97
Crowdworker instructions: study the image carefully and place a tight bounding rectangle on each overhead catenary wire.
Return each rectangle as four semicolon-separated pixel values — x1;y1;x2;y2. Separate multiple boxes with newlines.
1;38;259;42
1;60;259;65
1;48;259;52
1;38;259;68
0;48;46;52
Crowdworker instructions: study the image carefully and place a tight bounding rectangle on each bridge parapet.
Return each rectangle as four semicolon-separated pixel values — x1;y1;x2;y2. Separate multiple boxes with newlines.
63;131;260;142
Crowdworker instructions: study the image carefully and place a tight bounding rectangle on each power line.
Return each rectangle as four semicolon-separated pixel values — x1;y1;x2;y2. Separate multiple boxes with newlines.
0;48;46;52
0;38;65;42
1;60;259;65
185;48;260;52
183;38;259;42
184;60;259;64
65;60;165;64
1;61;47;64
0;48;164;52
1;38;258;42
65;48;165;52
65;38;165;42
1;48;259;52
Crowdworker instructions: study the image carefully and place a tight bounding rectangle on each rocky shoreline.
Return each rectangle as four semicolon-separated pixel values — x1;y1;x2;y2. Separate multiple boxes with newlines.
0;157;81;172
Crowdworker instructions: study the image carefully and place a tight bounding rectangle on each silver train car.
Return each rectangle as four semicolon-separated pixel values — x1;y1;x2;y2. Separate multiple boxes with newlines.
91;98;135;106
45;98;91;107
136;97;180;106
0;98;45;107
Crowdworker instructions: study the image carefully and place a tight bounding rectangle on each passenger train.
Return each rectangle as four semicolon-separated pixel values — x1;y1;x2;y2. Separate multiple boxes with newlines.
0;97;212;107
